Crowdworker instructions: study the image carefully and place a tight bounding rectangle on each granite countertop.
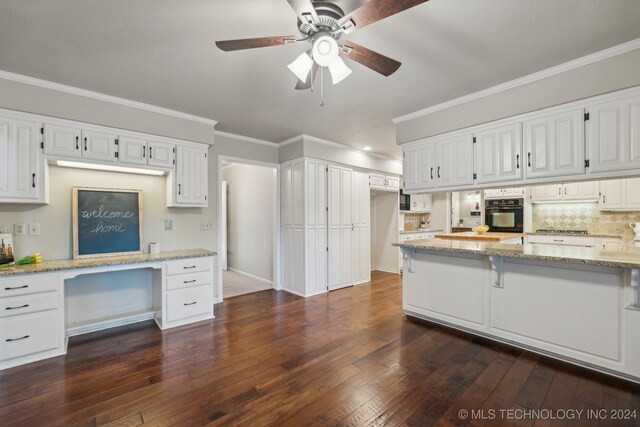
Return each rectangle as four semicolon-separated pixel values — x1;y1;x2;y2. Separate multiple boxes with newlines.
399;229;443;235
393;238;640;269
0;249;217;277
526;232;624;239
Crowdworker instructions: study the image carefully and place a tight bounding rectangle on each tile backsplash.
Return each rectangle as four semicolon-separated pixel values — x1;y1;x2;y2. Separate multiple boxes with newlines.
531;203;640;235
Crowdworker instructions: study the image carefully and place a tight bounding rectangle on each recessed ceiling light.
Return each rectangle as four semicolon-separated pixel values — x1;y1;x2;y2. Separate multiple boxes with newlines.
363;146;372;151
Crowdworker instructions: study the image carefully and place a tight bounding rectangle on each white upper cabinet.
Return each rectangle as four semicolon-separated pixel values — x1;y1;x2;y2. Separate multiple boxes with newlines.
0;114;46;203
436;132;475;188
82;128;117;162
484;187;525;199
118;135;148;166
171;144;208;207
586;90;640;173
418;143;437;190
474;121;523;184
369;173;400;192
43;123;82;158
528;181;599;203
402;145;420;191
147;139;175;169
599;178;640;211
523;107;585;179
410;194;432;211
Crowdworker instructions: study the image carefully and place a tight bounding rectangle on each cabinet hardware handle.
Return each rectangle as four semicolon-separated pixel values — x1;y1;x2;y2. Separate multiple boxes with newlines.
184;302;197;306
437;166;440;178
527;152;531;167
6;335;29;342
32;173;36;188
143;146;146;158
558;187;561;195
516;154;520;169
183;279;196;283
84;137;88;151
352;223;355;231
183;265;196;269
565;187;567;195
178;184;181;195
430;168;433;179
603;195;606;203
6;304;29;310
4;285;28;290
75;136;79;150
149;146;153;159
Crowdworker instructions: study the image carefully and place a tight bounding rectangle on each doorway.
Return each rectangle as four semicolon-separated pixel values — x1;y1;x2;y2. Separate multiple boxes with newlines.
220;161;278;298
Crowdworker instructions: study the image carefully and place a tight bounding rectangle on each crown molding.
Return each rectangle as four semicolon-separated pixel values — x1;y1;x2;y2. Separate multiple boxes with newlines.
279;134;305;147
392;37;640;124
0;69;218;126
214;130;278;147
280;133;402;162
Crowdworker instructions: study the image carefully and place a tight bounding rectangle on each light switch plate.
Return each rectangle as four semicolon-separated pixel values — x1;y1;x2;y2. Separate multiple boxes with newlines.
200;223;213;231
164;219;173;230
14;223;26;236
29;223;41;236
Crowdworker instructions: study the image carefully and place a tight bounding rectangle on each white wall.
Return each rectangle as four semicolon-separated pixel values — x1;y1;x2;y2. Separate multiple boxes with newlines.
428;193;449;232
371;192;399;274
222;163;274;282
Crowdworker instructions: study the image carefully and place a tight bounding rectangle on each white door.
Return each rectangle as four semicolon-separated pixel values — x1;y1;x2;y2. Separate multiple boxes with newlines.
118;135;147;166
437;133;474;188
148;140;175;169
402;146;420;191
43;123;82;158
600;179;625;209
328;166;353;290
587;93;640;173
524;108;585;179
352;171;370;285
474;122;523;184
418;143;437;189
82;129;117;162
0;116;42;201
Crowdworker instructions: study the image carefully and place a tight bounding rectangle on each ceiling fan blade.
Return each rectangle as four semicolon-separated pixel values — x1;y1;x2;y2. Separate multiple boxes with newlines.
341;42;401;76
295;63;319;90
287;0;319;24
215;36;297;52
338;0;429;34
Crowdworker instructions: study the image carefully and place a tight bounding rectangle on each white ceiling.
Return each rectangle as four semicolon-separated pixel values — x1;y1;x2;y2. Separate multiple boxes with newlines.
1;1;640;158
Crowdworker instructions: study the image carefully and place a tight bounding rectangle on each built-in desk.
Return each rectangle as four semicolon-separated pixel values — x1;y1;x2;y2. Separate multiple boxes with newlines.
0;249;216;370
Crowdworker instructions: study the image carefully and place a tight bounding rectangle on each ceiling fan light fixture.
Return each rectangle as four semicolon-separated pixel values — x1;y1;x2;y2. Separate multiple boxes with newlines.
312;34;339;67
287;51;313;83
328;56;352;85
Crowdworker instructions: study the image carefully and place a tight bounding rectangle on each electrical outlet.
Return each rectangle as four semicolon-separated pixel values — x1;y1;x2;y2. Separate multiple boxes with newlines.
164;219;173;230
200;223;213;231
29;223;41;236
14;223;26;236
0;225;7;233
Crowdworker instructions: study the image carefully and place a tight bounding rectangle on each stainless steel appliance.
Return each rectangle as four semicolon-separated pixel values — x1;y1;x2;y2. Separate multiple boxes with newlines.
399;190;410;211
485;198;524;233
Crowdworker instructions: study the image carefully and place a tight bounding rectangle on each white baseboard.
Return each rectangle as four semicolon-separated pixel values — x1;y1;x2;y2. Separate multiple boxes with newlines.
67;309;156;337
227;268;273;285
372;268;401;275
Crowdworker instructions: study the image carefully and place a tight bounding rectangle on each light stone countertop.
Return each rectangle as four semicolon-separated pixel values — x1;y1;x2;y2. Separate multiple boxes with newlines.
399;229;443;235
0;249;217;277
393;238;640;269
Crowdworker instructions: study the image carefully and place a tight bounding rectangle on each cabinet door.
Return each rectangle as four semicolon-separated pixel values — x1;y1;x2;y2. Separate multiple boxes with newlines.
369;173;385;190
624;177;640;209
599;179;625;209
176;145;208;206
437;133;474;188
418;143;437;189
587;92;640;173
529;184;561;202
402;146;419;190
563;181;599;201
352;171;370;284
118;135;147;166
328;166;353;290
386;176;400;191
484;189;503;199
503;187;524;197
474;122;523;184
148;139;175;169
43;123;81;158
0;116;43;201
82;129;117;162
524;108;585;179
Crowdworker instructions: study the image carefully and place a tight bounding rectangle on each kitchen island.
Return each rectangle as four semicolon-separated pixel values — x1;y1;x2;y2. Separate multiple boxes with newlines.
393;238;640;382
434;231;524;243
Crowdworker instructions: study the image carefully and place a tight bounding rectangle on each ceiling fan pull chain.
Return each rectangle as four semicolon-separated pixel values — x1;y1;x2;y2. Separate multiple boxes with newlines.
320;66;325;107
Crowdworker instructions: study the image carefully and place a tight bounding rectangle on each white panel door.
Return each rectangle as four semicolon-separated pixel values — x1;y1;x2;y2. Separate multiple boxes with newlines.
418;143;436;190
0;116;43;201
305;160;328;295
587;92;640;173
148;139;175;169
474;122;523;184
118;135;147;166
0;119;9;195
43;123;81;158
82;129;117;162
328;166;354;290
437;133;474;188
402;145;419;190
524;108;585;179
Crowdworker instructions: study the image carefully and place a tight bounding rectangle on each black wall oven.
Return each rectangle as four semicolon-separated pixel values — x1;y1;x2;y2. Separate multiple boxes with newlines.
485;198;524;233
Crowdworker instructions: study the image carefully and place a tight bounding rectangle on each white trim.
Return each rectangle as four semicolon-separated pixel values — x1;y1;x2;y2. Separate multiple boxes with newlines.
392;37;640;124
227;268;273;285
67;310;156;336
280;133;403;163
214;130;278;147
0;69;218;126
279;134;304;147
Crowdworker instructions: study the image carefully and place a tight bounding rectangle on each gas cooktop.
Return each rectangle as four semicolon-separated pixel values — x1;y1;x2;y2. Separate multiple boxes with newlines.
535;229;590;235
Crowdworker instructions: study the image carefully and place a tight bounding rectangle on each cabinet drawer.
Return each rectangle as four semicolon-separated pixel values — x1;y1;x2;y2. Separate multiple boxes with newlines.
0;292;59;318
166;285;212;323
164;258;212;276
166;271;212;291
0;274;59;298
526;235;597;247
0;311;61;362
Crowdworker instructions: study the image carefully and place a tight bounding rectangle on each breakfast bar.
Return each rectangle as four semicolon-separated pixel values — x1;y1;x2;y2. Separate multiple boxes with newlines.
394;238;640;382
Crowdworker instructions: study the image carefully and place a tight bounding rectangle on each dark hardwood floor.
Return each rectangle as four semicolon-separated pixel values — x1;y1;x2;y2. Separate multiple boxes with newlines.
1;271;639;426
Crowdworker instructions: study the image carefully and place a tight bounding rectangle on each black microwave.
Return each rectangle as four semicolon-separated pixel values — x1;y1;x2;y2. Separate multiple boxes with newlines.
399;190;410;211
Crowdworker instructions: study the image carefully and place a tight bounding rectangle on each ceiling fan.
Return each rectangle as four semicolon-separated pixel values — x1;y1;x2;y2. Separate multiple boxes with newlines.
216;0;428;102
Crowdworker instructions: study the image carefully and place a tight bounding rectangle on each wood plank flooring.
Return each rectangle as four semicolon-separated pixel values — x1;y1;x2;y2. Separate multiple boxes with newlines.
1;271;639;426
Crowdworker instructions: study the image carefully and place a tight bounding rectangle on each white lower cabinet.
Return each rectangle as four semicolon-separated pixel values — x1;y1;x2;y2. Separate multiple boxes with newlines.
158;257;214;329
0;273;65;370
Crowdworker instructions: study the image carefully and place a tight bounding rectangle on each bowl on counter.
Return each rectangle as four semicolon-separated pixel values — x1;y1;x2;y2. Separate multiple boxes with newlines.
472;225;490;235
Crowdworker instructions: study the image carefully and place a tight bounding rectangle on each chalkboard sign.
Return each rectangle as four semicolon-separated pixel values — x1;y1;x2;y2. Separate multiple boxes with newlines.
72;187;143;259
